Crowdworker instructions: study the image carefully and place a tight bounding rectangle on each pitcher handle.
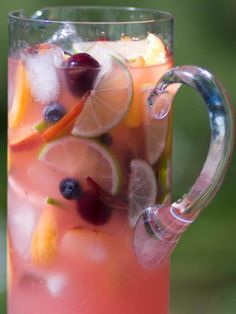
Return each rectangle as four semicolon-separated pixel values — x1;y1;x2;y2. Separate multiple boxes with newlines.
133;65;234;268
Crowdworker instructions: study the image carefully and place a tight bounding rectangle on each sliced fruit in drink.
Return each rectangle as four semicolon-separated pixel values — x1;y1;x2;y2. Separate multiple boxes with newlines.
128;159;157;226
144;117;169;165
71;57;133;137
10;94;88;150
142;85;169;164
10;132;43;151
84;33;168;67
31;209;58;266
38;135;121;195
42;93;88;142
9;62;32;128
144;33;167;66
7;235;13;289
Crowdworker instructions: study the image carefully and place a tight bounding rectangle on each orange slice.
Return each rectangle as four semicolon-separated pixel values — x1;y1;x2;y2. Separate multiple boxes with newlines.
31;209;58;266
10;93;88;151
9;61;31;128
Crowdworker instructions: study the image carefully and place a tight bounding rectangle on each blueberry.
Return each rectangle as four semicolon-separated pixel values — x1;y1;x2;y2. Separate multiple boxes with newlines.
59;178;83;200
77;191;112;225
63;53;100;97
44;103;66;123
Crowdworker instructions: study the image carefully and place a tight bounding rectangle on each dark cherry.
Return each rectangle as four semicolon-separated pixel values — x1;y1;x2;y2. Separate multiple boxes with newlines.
59;178;83;200
63;53;100;97
77;191;112;225
43;103;66;123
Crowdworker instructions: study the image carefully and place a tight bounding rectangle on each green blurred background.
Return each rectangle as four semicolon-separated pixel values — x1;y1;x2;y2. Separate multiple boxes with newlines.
0;1;235;313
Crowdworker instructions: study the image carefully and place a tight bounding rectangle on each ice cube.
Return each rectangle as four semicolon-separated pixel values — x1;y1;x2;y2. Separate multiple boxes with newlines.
23;44;64;105
48;23;81;53
47;273;68;297
8;190;38;259
62;229;108;263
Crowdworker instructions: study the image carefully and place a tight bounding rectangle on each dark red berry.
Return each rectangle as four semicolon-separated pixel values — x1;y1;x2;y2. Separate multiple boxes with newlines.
44;103;66;123
59;178;83;200
77;191;112;225
63;53;100;97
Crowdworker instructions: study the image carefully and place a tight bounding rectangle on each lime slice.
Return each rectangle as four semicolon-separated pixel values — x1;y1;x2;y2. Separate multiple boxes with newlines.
128;159;157;226
71;57;133;137
144;115;169;165
39;135;121;195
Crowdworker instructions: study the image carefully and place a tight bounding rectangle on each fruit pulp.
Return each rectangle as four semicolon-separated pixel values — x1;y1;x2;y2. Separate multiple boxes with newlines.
8;37;174;314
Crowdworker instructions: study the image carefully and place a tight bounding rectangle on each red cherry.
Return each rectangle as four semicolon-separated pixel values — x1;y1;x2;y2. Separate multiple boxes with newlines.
77;191;112;225
63;53;100;97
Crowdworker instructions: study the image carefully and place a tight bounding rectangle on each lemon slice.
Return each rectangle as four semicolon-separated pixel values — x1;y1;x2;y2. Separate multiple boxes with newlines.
39;135;121;195
71;57;133;137
144;33;167;66
128;159;157;226
31;209;58;266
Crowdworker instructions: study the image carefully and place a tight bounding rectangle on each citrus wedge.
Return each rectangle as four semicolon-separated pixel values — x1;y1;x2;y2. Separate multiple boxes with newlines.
144;113;169;165
9;61;31;128
10;94;88;151
144;33;167;66
128;159;157;226
141;85;170;165
7;235;13;289
38;135;121;195
31;209;58;266
71;57;133;137
76;33;168;67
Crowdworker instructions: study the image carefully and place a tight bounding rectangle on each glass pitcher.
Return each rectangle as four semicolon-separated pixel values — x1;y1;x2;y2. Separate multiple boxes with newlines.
8;6;234;314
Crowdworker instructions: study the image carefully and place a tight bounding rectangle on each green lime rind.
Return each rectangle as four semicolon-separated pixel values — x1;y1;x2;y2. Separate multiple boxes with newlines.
93;138;122;195
45;196;61;207
34;120;49;132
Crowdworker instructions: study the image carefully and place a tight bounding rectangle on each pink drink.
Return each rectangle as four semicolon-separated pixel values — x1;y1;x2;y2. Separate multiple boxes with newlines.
8;37;173;314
